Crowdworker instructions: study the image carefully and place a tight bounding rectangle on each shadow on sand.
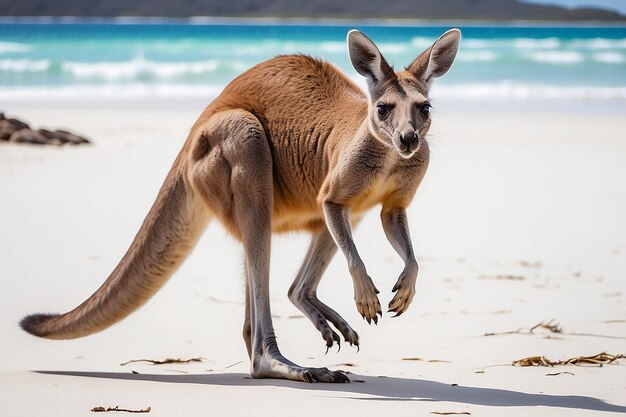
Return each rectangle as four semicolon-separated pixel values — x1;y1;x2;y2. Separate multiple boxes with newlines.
37;370;626;413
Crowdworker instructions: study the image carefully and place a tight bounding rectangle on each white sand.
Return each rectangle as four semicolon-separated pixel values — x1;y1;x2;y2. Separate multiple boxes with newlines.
0;102;624;416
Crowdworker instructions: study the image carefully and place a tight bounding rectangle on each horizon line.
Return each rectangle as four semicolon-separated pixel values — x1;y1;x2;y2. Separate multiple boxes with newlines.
0;16;625;27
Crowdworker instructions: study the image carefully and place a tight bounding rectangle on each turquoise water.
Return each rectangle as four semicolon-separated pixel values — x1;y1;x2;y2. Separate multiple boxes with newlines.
1;22;626;101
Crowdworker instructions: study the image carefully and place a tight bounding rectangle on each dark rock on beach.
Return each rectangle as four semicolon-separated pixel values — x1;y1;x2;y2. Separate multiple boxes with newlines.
9;129;49;145
0;112;90;146
50;129;90;145
1;117;30;140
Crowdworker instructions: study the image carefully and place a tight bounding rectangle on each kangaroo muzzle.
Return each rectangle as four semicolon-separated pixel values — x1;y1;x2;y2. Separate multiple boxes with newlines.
397;128;420;157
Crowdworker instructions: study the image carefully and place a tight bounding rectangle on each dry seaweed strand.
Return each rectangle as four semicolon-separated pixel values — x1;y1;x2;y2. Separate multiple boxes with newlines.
431;412;471;416
120;357;204;366
512;352;625;367
91;406;151;413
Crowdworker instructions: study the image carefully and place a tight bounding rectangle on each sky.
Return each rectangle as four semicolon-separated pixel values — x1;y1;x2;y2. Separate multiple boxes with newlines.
522;0;626;14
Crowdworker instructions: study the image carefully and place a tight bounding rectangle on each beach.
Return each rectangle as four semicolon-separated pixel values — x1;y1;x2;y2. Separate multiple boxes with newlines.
1;18;626;417
1;99;625;416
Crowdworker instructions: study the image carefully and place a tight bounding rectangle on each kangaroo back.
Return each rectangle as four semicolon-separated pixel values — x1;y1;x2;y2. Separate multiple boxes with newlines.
20;156;210;339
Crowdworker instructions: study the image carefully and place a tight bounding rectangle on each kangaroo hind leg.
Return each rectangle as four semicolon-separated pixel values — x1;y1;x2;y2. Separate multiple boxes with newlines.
202;110;348;383
288;227;359;351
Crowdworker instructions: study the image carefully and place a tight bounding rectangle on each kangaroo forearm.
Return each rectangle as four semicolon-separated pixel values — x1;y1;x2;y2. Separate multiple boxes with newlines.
381;207;416;266
322;201;366;274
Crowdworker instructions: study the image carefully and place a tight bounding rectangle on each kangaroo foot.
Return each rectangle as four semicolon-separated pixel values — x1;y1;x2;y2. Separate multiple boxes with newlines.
252;349;350;383
295;295;360;350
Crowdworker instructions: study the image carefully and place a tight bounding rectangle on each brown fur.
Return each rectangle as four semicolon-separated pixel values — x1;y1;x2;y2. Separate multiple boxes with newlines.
21;29;460;383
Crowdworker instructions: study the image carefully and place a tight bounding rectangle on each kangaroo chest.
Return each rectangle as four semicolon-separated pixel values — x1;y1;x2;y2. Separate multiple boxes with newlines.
344;142;428;215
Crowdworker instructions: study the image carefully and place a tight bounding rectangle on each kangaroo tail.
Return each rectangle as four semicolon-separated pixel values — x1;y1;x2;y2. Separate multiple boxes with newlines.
20;161;209;339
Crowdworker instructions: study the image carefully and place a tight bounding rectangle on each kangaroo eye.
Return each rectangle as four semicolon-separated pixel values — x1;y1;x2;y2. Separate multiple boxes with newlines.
377;103;389;117
420;103;432;115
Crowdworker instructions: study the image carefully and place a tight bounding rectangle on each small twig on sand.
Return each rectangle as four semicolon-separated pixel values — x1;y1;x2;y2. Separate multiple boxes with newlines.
485;319;561;337
120;357;204;366
332;362;355;367
567;332;626;340
545;372;575;376
224;360;243;369
513;352;625;367
484;320;626;340
479;274;525;281
431;412;471;416
91;406;151;413
530;319;562;334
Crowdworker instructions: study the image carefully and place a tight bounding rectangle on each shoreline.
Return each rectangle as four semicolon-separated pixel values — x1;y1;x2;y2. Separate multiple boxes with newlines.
4;96;626;116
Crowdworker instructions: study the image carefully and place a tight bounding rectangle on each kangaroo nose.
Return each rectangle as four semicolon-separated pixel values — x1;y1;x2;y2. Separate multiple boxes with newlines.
399;131;418;147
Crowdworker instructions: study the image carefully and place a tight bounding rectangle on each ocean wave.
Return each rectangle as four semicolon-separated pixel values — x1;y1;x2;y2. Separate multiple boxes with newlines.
2;81;625;102
0;83;224;100
415;36;626;53
376;43;408;54
462;39;490;49
320;41;345;53
527;51;584;64
457;51;497;62
571;38;626;49
229;61;249;72
0;41;31;53
592;52;625;64
410;37;435;49
432;82;626;100
514;38;560;49
0;58;50;72
61;57;219;80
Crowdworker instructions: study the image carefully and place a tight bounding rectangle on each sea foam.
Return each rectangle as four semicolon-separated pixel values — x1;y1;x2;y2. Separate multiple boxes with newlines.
432;82;626;100
514;38;560;49
0;58;50;72
593;52;625;64
527;51;584;64
457;51;497;62
0;83;224;100
0;41;31;53
3;81;626;102
571;38;626;49
61;57;219;80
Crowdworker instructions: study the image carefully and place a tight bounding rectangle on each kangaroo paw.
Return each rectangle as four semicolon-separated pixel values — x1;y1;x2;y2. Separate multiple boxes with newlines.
388;266;417;316
354;274;382;324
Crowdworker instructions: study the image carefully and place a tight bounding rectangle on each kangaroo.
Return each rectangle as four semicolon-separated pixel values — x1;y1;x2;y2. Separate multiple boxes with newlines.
20;29;460;383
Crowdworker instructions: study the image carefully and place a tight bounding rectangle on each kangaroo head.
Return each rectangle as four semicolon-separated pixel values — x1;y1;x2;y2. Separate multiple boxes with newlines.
347;29;461;158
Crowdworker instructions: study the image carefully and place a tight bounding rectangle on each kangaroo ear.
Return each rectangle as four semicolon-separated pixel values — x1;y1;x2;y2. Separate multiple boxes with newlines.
408;29;461;87
347;30;394;91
